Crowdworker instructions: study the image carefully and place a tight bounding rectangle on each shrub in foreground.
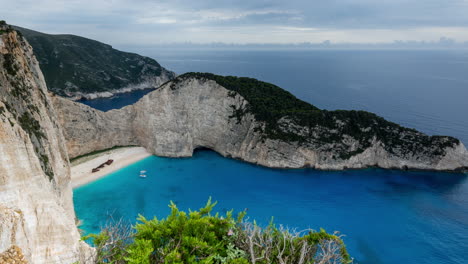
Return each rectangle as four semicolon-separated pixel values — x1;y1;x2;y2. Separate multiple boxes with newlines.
84;199;351;263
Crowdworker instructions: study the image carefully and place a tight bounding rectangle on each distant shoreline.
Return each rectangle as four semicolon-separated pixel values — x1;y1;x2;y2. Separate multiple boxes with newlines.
71;146;152;188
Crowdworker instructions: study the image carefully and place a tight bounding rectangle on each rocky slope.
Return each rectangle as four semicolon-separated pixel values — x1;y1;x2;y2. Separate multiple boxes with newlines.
53;73;468;172
0;22;92;263
14;26;176;100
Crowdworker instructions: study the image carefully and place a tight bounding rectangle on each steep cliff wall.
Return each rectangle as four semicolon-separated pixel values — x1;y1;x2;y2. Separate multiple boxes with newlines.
0;23;92;263
53;96;138;158
54;75;468;172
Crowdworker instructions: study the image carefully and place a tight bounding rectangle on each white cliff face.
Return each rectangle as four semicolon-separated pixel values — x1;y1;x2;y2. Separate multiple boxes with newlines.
53;95;138;158
0;27;92;263
133;78;258;158
54;77;468;172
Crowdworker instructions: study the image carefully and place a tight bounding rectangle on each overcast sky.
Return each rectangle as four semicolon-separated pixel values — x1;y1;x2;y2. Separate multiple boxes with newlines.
2;0;468;45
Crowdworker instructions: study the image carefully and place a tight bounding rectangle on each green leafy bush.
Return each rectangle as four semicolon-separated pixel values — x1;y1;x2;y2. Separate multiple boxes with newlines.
85;199;351;263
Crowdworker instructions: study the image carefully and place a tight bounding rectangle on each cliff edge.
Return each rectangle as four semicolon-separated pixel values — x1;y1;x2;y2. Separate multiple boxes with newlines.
53;73;468;172
0;21;92;263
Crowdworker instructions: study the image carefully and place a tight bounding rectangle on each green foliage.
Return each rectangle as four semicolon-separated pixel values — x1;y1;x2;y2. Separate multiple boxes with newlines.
9;78;30;99
0;20;11;35
226;258;249;264
17;111;54;180
229;105;247;124
3;102;16;117
86;199;351;264
18;112;45;139
124;239;153;264
3;53;18;76
303;228;351;261
133;198;242;263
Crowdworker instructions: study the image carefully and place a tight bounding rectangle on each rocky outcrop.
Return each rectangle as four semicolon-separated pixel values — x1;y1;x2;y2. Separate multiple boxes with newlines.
0;23;92;263
0;245;28;264
53;75;468;172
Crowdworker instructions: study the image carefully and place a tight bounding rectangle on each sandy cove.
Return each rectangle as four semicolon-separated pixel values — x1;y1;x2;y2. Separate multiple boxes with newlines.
71;146;152;188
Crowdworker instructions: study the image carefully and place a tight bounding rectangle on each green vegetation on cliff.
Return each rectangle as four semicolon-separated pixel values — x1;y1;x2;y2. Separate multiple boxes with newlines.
85;199;351;264
177;73;460;159
14;26;175;97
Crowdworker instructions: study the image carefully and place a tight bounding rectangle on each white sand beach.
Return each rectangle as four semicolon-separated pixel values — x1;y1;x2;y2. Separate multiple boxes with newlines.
71;146;152;188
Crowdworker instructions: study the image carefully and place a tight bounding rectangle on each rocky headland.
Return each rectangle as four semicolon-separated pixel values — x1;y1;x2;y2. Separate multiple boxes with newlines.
54;73;468;172
14;26;176;100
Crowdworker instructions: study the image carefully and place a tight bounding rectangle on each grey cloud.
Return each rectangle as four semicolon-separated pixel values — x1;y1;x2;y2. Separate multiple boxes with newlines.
136;0;468;28
2;0;468;44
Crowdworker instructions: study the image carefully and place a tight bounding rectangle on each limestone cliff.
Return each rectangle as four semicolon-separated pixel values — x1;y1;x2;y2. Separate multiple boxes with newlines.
0;22;92;263
53;74;468;172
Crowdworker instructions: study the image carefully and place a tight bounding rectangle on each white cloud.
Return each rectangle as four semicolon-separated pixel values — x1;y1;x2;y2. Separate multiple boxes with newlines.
138;17;178;24
2;0;468;45
277;27;320;32
135;7;300;25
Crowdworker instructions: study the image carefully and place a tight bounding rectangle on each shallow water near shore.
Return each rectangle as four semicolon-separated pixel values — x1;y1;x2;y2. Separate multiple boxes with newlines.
74;149;468;264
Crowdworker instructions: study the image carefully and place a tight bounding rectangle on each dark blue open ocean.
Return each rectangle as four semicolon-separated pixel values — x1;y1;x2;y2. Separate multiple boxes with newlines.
75;49;468;264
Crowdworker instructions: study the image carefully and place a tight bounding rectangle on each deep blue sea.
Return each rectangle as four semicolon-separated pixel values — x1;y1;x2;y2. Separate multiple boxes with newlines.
75;49;468;264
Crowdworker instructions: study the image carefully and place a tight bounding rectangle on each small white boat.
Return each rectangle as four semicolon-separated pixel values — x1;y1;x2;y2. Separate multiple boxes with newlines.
140;170;147;173
139;174;147;178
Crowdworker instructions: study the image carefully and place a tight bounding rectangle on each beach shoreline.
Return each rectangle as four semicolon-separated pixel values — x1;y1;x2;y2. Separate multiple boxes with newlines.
71;146;152;188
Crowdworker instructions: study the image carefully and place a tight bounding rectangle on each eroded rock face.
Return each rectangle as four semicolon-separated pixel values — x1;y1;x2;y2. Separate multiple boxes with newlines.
0;24;92;263
54;77;468;172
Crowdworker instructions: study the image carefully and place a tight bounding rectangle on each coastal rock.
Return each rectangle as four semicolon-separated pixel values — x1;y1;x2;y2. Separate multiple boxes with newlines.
53;76;468;172
0;24;92;263
0;245;28;264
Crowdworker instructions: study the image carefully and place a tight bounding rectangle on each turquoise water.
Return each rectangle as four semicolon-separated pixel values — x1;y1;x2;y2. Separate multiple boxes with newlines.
76;50;468;263
74;150;468;264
